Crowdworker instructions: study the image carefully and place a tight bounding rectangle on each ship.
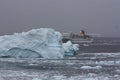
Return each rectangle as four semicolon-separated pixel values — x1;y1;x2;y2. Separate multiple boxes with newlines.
62;30;94;44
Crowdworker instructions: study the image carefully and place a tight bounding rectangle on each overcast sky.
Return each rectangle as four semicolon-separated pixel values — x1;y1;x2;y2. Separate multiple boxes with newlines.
0;0;120;37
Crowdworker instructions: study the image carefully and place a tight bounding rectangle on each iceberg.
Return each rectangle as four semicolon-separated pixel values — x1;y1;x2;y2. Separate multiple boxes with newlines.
0;28;79;59
63;41;79;56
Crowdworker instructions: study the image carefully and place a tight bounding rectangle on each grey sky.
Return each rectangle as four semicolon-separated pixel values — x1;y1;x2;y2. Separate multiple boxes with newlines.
0;0;120;37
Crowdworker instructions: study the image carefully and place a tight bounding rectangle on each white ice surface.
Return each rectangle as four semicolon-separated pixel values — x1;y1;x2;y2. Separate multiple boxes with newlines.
81;65;102;69
63;41;79;56
0;28;79;59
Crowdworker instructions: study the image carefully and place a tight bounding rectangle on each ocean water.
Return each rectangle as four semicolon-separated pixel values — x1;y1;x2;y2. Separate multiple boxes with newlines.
1;37;120;80
79;37;120;53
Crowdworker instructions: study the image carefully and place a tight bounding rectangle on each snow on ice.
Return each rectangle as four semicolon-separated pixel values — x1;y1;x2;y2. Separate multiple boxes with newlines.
0;28;79;59
63;41;79;56
80;65;102;69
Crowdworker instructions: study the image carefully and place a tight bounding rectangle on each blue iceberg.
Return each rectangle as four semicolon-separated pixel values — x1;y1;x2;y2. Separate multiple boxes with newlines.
0;28;79;59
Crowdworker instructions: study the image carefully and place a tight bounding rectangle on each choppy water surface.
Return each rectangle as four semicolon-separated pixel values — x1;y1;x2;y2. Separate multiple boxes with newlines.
79;37;120;53
1;37;120;80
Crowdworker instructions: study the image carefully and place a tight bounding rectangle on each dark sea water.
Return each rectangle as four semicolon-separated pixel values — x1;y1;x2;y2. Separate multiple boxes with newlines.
1;38;120;80
79;37;120;53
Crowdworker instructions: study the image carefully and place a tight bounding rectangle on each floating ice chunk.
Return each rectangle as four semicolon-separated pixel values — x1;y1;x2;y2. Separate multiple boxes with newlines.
52;75;66;80
81;65;102;69
63;41;79;56
0;28;79;59
32;78;42;80
0;28;64;59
